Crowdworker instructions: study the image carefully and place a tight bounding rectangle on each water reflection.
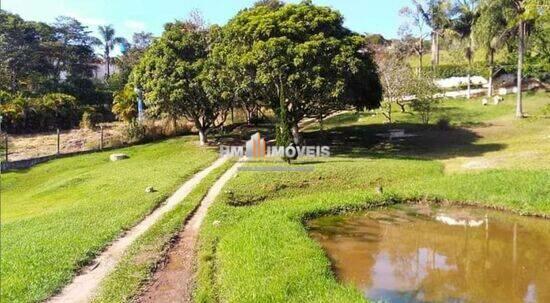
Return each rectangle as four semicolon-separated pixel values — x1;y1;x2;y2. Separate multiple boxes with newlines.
308;205;550;303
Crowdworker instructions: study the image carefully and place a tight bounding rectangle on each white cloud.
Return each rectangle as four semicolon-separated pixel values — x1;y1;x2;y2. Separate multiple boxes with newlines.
123;20;146;32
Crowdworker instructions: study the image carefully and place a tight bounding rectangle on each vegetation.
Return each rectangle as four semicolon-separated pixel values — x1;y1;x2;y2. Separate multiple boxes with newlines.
210;1;382;144
0;10;153;133
132;19;228;145
98;25;128;79
0;137;218;302
195;92;550;303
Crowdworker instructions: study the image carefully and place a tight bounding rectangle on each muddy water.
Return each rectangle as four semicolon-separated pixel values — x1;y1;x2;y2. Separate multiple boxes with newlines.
308;205;550;303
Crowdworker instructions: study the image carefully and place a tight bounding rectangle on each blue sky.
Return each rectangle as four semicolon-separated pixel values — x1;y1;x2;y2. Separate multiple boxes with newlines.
2;0;410;41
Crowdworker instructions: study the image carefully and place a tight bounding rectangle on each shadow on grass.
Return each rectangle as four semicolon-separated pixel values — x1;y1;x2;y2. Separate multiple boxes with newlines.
304;122;506;160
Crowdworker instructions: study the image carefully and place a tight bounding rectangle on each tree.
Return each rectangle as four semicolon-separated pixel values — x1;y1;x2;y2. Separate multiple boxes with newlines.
473;0;509;97
399;5;429;73
410;74;441;124
451;0;479;99
112;84;137;122
212;1;382;144
477;0;545;118
376;50;414;123
51;16;99;85
133;20;228;145
98;25;128;79
405;0;453;70
0;11;52;92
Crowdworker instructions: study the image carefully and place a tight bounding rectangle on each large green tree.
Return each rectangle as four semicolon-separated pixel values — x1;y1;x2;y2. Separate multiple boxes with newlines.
211;1;382;144
0;11;52;92
132;20;228;145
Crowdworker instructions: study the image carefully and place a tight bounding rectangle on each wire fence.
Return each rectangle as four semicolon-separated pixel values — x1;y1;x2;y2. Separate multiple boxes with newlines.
1;123;128;164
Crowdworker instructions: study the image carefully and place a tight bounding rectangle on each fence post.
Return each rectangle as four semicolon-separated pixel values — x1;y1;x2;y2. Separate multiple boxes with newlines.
4;134;8;163
100;125;104;150
56;128;60;156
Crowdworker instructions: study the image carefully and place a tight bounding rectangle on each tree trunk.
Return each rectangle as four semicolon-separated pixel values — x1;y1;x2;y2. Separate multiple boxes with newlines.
487;49;494;97
291;124;302;145
198;129;207;146
516;20;524;118
466;39;472;99
419;37;423;74
435;33;440;66
431;32;437;70
107;61;110;79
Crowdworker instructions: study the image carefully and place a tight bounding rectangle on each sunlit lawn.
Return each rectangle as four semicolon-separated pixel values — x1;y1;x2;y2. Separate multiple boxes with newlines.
195;92;550;302
0;137;218;303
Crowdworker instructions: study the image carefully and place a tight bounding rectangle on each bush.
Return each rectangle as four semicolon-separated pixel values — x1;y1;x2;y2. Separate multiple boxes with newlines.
436;117;452;130
433;64;489;79
79;108;104;129
0;93;79;133
112;85;137;122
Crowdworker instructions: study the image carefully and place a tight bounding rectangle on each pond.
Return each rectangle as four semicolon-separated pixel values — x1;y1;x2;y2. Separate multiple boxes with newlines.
308;204;550;303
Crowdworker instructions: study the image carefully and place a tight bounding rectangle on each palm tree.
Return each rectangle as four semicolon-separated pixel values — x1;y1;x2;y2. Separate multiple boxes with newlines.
478;0;543;118
410;0;453;70
473;1;508;97
98;25;127;79
452;0;479;99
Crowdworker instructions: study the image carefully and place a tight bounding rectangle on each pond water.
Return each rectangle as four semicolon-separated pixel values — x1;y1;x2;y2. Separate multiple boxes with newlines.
308;205;550;303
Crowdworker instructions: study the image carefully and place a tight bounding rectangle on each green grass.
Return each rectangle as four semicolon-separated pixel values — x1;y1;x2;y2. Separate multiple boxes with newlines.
195;92;550;302
0;136;218;303
92;160;235;303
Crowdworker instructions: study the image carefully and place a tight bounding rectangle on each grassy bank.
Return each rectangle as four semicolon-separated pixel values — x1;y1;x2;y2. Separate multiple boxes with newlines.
195;92;549;302
92;160;234;303
0;137;218;302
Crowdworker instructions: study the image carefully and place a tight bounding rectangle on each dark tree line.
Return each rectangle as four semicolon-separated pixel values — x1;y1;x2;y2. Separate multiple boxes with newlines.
0;10;153;133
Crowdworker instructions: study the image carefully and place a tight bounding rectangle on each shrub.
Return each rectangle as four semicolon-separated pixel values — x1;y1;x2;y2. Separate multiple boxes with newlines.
436;118;452;130
434;64;489;79
112;85;137;122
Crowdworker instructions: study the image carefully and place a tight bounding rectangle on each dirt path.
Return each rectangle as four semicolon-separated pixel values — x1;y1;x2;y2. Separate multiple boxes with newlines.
48;156;230;303
138;160;243;303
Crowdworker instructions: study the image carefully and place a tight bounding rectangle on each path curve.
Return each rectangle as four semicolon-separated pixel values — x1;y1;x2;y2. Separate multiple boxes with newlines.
138;160;243;303
48;156;230;303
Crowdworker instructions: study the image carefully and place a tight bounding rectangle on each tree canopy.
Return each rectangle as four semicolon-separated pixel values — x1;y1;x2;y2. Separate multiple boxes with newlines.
208;1;382;143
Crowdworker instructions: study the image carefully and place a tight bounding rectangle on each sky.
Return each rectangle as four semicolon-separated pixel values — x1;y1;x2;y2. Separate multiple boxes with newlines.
2;0;411;42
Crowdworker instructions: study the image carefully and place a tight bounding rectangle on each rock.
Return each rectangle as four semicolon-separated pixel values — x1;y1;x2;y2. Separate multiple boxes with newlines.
110;153;129;161
145;186;155;193
482;98;488;106
375;186;383;195
493;95;503;105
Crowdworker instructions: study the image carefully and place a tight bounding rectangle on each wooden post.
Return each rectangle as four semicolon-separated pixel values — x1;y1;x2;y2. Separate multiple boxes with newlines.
56;128;60;156
100;125;104;150
4;134;8;162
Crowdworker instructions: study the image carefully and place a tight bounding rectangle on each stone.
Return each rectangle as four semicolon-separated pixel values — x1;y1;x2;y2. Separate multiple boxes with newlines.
110;153;129;161
145;186;156;193
493;96;503;105
482;98;488;106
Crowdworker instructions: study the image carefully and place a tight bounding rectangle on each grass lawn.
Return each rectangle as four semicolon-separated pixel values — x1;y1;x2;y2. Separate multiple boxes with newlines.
91;160;235;303
0;136;218;303
195;92;550;302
